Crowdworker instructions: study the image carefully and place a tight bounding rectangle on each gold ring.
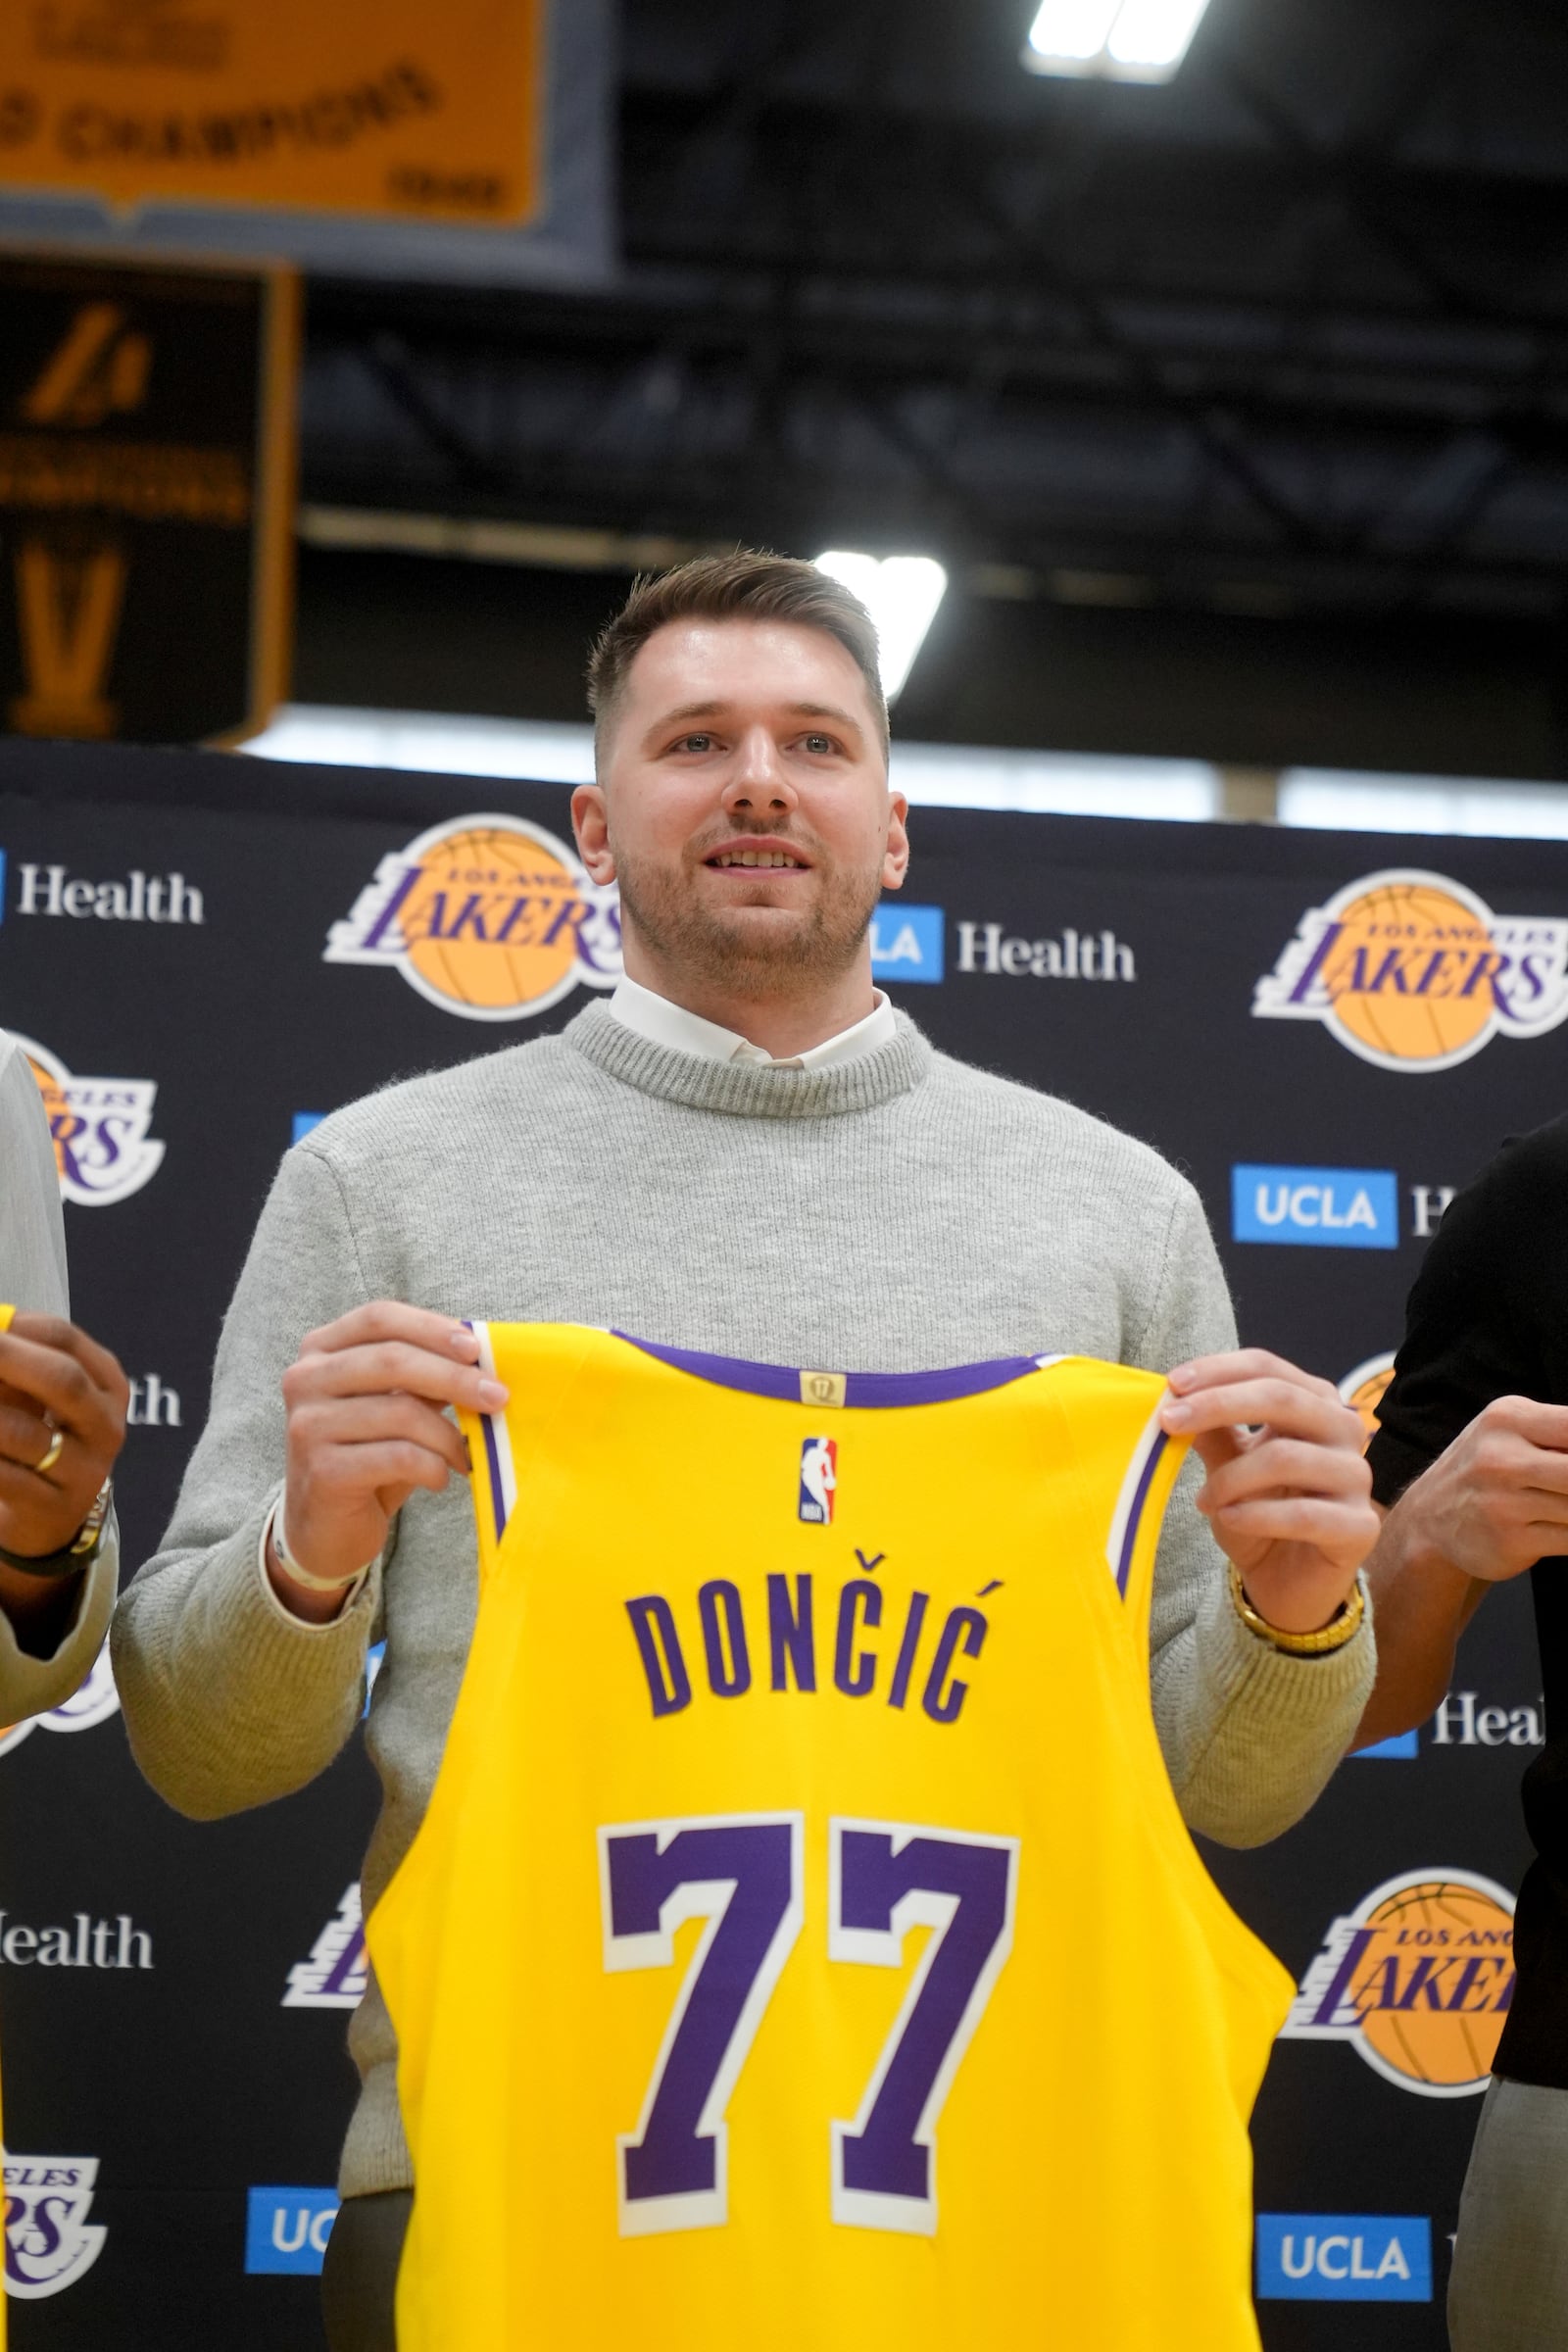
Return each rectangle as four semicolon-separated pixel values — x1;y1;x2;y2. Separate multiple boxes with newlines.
34;1428;64;1475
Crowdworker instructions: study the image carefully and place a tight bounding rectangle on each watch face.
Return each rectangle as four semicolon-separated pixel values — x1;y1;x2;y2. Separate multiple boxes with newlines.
0;1482;113;1572
70;1482;114;1555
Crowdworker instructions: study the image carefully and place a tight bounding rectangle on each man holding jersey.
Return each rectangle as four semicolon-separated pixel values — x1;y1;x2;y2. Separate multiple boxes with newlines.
114;553;1379;2350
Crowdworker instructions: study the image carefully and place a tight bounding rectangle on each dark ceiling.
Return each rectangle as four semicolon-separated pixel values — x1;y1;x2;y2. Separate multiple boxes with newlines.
300;0;1568;629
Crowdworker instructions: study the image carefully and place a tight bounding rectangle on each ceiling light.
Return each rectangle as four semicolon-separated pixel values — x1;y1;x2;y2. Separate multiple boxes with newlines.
1022;0;1210;81
1024;0;1121;64
1106;0;1211;70
813;552;949;703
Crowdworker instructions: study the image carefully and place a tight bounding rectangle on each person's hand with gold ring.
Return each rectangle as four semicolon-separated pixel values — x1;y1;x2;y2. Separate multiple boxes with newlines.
0;1311;128;1574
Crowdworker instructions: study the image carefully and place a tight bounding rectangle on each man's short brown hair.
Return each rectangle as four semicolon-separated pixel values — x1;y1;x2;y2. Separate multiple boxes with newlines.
586;550;890;755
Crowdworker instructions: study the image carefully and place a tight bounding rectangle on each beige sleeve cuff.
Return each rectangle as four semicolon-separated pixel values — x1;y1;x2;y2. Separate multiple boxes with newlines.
0;1513;118;1723
113;1507;379;1820
255;1501;372;1629
1176;1559;1378;1846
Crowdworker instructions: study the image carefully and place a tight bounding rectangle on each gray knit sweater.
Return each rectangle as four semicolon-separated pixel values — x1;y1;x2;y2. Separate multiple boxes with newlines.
112;1005;1374;2200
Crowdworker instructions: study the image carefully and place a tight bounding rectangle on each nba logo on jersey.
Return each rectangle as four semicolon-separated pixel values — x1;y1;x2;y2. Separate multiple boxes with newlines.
798;1437;837;1524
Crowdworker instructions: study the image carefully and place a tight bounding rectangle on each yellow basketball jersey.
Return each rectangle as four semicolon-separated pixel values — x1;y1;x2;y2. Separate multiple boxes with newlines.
369;1325;1292;2352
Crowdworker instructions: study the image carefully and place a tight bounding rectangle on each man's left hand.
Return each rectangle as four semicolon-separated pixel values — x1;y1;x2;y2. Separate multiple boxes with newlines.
1159;1349;1377;1635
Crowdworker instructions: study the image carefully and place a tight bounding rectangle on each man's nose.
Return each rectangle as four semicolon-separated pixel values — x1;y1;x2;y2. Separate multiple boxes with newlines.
722;728;798;816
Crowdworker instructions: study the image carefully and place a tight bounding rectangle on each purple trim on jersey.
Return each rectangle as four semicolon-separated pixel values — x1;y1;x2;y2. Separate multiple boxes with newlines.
463;1322;511;1546
1115;1431;1169;1598
480;1412;508;1546
611;1333;1044;1407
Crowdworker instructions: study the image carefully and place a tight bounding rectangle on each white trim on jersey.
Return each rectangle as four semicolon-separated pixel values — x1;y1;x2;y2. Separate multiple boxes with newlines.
1102;1398;1172;1598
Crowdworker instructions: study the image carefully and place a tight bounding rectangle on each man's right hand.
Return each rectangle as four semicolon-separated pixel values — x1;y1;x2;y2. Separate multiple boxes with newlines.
269;1303;508;1625
1355;1395;1568;1749
1394;1395;1568;1585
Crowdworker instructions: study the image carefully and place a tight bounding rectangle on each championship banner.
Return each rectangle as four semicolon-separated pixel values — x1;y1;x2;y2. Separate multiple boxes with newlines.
0;0;613;289
0;245;297;743
0;734;1555;2347
0;0;544;230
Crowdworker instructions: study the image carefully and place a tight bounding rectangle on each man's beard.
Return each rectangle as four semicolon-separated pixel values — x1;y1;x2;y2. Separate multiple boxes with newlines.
612;840;880;1000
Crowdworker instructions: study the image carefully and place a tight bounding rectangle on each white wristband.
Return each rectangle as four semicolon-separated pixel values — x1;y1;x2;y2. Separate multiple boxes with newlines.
267;1500;374;1598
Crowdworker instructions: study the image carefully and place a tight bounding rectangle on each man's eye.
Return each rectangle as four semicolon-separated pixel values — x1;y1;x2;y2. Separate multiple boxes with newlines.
802;733;836;755
675;733;713;753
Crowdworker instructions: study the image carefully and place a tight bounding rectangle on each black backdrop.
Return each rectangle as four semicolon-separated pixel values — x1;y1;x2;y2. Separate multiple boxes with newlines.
0;737;1554;2348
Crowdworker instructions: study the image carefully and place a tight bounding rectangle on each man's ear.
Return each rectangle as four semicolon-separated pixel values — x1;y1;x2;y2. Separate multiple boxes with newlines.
572;782;615;885
880;792;911;893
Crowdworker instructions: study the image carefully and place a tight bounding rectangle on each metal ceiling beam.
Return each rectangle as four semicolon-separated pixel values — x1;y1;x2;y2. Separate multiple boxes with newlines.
292;6;1568;625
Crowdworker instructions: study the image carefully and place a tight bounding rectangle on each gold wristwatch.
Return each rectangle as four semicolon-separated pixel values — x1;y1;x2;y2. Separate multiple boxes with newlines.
1227;1559;1366;1655
0;1479;114;1580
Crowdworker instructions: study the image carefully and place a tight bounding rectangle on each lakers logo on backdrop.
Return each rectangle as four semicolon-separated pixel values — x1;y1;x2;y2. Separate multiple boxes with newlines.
324;815;622;1021
282;1886;368;2010
1282;1871;1515;2096
15;1033;164;1206
1340;1353;1396;1446
1253;869;1568;1072
3;2155;107;2298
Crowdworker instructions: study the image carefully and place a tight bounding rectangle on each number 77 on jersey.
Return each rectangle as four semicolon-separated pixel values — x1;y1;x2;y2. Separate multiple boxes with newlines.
600;1811;1019;2238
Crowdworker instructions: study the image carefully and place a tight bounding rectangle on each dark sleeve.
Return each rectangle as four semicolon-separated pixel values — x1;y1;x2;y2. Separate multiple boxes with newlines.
1366;1118;1568;1506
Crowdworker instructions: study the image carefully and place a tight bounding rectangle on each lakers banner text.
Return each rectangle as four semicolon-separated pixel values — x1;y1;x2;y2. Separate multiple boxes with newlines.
0;0;543;227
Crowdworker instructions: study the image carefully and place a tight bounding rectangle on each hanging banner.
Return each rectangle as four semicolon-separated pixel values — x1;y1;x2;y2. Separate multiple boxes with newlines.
0;0;613;289
0;244;297;743
0;0;544;230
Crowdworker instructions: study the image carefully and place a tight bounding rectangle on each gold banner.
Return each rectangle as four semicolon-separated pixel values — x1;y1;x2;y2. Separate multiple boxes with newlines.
0;246;299;744
0;0;544;228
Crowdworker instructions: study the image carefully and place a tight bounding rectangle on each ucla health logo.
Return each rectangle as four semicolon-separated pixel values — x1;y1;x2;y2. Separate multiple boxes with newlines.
0;1641;119;1759
3;2155;107;2298
1233;1166;1397;1250
1282;1870;1514;2095
799;1438;837;1525
14;1033;163;1206
869;905;943;984
324;814;621;1021
1256;2214;1431;2303
244;2187;337;2276
283;1885;367;2009
1254;868;1568;1073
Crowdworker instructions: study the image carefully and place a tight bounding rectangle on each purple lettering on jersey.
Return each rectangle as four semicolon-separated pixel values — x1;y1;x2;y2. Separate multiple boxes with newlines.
625;1596;692;1717
833;1827;1016;2220
698;1580;752;1698
767;1574;816;1692
922;1607;987;1726
607;1821;800;2211
886;1592;930;1711
834;1579;882;1697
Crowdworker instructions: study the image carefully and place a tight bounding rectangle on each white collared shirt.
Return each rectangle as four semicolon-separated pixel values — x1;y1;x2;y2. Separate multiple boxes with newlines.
609;974;896;1072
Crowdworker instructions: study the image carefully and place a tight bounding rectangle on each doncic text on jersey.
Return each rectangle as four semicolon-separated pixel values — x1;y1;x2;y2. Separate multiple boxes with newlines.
625;1552;992;1727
